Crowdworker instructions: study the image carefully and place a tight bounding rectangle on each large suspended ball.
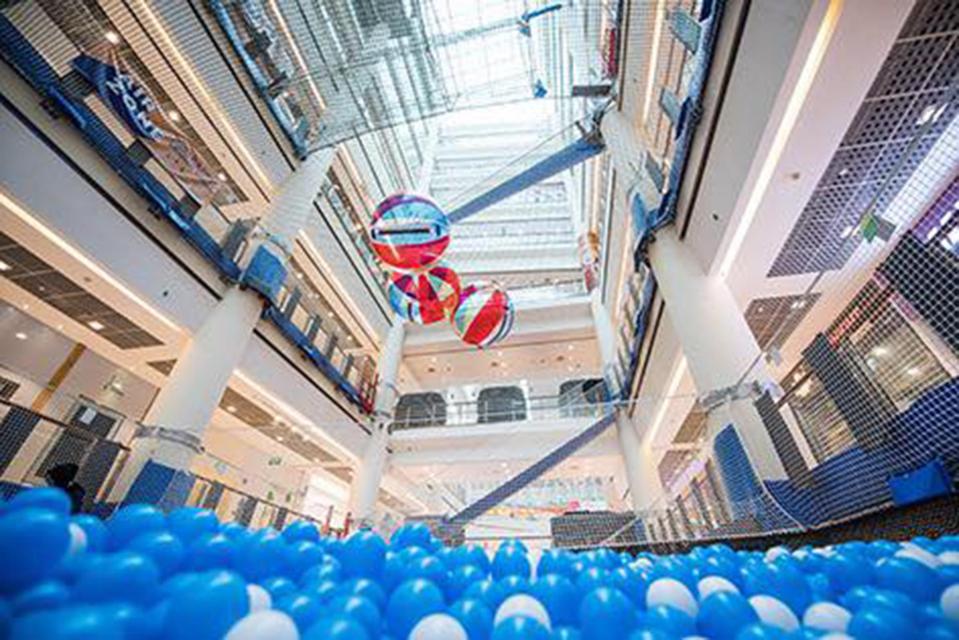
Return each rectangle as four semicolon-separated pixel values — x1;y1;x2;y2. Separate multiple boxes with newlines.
452;282;515;348
370;193;450;271
389;262;461;324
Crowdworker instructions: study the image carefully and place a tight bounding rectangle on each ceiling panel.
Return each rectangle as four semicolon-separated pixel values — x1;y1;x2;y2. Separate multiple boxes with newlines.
744;293;821;351
0;232;163;349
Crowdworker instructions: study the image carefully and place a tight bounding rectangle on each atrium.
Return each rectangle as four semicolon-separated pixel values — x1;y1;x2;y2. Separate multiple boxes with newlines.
0;0;957;638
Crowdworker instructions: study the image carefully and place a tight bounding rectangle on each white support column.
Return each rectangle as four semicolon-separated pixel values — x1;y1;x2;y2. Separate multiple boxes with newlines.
588;286;659;512
601;107;786;482
349;317;406;525
647;228;787;481
110;150;335;500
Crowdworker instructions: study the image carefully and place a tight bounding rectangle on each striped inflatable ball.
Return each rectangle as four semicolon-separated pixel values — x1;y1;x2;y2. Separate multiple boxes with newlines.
388;261;461;325
451;281;515;348
370;193;450;271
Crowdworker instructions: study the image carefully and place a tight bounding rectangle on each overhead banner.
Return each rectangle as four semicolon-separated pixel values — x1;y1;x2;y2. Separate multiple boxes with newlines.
72;52;231;206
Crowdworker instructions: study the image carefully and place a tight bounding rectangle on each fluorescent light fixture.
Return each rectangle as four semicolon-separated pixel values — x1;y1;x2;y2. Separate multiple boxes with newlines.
0;259;11;271
645;357;688;446
87;320;105;331
717;0;844;278
104;31;120;45
15;332;27;340
1;190;182;334
226;405;237;413
840;224;855;238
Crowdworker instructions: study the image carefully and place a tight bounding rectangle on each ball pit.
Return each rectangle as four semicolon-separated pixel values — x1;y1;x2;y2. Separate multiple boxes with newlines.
1;487;958;639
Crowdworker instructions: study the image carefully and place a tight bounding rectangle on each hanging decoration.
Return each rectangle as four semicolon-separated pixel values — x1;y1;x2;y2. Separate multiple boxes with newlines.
369;193;450;272
388;261;461;325
451;282;515;348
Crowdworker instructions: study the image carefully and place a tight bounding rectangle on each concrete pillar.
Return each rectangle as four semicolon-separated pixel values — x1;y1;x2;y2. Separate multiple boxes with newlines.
601;106;786;483
348;317;405;525
109;150;335;501
588;286;659;511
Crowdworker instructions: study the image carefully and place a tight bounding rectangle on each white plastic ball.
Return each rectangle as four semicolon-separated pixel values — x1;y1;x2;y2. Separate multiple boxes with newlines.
749;595;799;632
247;584;272;612
803;602;852;633
938;551;959;566
764;546;790;563
697;576;739;600
647;578;698;617
942;584;959;623
895;545;941;569
224;610;298;640
410;613;469;640
68;522;88;556
494;594;552;630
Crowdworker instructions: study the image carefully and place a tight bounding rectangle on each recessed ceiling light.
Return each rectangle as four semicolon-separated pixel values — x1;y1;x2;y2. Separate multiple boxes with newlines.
217;172;228;182
0;259;11;271
567;344;574;351
226;405;237;413
104;31;120;45
277;436;284;442
840;224;855;239
15;332;27;340
167;110;181;122
87;320;105;331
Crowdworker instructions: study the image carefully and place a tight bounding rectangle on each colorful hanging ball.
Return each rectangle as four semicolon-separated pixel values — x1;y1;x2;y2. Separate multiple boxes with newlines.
451;282;515;348
370;193;450;271
388;261;461;324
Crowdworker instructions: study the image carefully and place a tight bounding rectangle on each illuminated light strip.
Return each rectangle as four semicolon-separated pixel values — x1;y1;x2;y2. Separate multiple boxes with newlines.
644;355;687;447
234;369;359;463
265;0;328;112
134;0;273;193
0;190;182;334
717;0;844;278
297;231;380;347
641;0;668;124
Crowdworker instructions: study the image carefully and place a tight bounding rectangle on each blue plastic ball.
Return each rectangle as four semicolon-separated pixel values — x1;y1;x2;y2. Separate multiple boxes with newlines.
262;576;297;600
277;593;324;629
107;504;165;550
163;570;249;640
74;551;160;605
328;595;382;637
11;607;124;640
734;622;790;640
338;578;387;610
643;604;696;636
576;567;610;596
70;515;107;553
493;547;531;580
537;549;574;579
391;523;432;550
579;587;637;640
609;567;649;607
464;579;505;610
4;487;71;516
10;580;69;613
449;564;485;601
304;614;370;640
530;574;578;627
498;575;531;599
187;533;235;571
848;606;912;640
387;579;445;638
128;531;185;578
554;628;583;640
410;556;450;593
697;591;759;640
285;541;324;579
823;553;874;594
875;556;941;602
0;507;70;593
167;507;219;544
449;598;493;640
232;530;288;581
282;520;320;543
342;530;387;580
491;615;551;640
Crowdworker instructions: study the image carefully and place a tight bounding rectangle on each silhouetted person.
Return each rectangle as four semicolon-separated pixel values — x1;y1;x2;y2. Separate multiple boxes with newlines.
45;463;86;514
